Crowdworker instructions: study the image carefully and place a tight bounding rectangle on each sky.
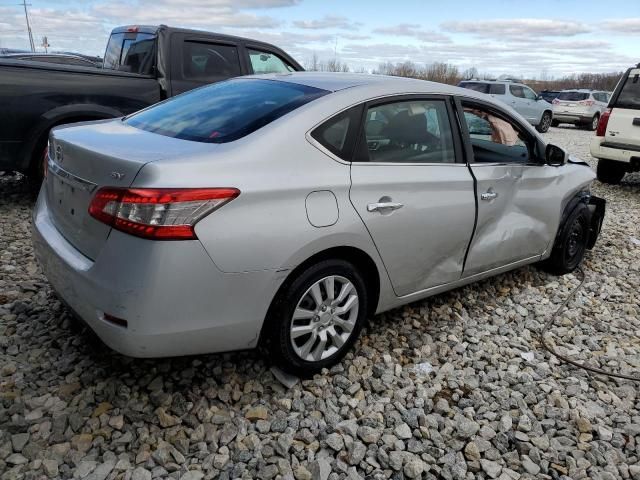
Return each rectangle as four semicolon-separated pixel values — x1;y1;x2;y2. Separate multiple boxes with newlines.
0;0;638;78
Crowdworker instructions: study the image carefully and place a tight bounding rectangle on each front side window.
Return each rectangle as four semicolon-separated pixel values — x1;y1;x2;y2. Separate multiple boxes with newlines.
509;85;525;98
182;42;241;81
462;102;531;164
126;78;328;143
523;87;538;100
357;99;456;163
249;48;295;74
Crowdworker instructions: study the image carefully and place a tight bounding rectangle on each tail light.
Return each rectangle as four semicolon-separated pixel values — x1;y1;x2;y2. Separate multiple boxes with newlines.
579;100;595;106
88;187;239;240
596;109;611;137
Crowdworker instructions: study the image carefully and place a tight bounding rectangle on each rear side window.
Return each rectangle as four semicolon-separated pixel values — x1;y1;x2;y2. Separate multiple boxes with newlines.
103;32;155;74
126;78;328;143
614;71;640;109
459;82;490;94
182;42;241;81
311;106;363;160
490;84;506;95
249;48;295;74
558;91;589;101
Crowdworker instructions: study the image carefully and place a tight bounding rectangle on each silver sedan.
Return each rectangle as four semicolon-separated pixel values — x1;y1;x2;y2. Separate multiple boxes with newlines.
33;73;605;375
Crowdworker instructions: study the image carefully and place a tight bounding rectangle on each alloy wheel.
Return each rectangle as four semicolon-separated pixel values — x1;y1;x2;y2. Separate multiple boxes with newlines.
290;275;359;362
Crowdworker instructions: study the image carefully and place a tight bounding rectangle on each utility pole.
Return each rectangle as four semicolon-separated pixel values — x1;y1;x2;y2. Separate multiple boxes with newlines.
22;0;35;52
41;35;49;53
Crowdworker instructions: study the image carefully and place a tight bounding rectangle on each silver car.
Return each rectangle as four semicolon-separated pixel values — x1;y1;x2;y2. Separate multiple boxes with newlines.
552;89;611;131
458;79;554;133
33;73;605;375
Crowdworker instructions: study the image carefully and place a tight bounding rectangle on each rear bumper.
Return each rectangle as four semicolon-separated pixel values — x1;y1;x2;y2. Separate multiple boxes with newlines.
32;188;282;358
590;137;640;164
553;113;592;123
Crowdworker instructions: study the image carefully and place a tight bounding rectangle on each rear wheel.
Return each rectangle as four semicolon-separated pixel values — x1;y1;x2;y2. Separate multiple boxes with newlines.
588;114;600;131
266;259;368;376
597;159;626;185
541;203;590;275
551;120;560;128
536;112;552;133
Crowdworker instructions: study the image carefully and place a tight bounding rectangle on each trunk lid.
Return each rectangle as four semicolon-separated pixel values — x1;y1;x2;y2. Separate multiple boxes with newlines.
46;119;214;260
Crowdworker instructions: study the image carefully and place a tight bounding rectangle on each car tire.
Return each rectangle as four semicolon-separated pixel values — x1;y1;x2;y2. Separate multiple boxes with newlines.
541;203;590;275
266;259;369;376
536;112;552;133
597;159;626;185
551;120;560;128
589;114;600;132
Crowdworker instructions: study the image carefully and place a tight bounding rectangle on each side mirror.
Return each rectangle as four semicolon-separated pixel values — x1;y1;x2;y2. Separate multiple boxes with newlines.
545;143;567;166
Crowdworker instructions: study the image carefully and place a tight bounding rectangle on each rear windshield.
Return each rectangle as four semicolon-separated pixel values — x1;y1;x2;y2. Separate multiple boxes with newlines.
125;78;328;143
614;71;640;109
558;92;589;101
103;31;156;74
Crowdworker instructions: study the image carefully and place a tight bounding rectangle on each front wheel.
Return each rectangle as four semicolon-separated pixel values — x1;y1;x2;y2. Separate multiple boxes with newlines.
266;259;368;376
597;159;626;185
536;112;552;133
541;203;590;275
588;114;600;131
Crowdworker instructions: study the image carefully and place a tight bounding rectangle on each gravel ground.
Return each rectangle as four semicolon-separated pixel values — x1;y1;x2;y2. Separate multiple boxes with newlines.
1;126;640;480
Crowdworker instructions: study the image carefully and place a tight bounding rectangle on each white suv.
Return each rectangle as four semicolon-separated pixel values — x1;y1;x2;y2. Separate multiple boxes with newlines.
552;90;610;131
458;80;554;132
590;65;640;184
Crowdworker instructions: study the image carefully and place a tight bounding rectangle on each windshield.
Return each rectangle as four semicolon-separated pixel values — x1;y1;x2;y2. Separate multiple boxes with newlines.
614;71;640;109
558;91;589;101
125;78;328;143
103;31;155;74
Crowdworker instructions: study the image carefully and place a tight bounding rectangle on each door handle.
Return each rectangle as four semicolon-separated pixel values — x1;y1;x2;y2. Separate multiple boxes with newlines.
367;201;404;212
480;190;498;201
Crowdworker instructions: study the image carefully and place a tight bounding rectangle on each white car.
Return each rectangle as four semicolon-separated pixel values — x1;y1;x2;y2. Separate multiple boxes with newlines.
552;89;610;131
590;65;640;184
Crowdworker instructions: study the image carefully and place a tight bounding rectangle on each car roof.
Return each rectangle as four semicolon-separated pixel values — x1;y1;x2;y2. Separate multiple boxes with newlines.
243;71;480;96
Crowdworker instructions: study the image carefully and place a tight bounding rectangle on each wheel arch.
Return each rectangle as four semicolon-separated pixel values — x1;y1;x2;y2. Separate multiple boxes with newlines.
20;104;124;172
259;245;382;346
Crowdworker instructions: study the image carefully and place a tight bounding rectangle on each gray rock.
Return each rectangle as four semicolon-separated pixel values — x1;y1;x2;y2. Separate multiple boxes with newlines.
521;455;540;475
310;458;331;480
394;423;412;440
132;467;152;480
480;459;502;479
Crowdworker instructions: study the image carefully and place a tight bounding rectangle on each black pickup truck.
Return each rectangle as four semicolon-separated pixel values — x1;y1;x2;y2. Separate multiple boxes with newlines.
0;25;303;177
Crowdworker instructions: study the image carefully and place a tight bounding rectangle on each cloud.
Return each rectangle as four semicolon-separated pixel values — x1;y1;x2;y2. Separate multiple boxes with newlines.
293;15;359;30
602;18;640;34
441;19;591;38
373;23;451;43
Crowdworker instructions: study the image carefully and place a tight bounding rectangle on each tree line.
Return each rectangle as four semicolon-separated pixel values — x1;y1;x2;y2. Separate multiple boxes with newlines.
305;57;624;92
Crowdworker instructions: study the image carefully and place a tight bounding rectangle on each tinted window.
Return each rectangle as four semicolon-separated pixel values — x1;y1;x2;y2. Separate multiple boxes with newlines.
614;72;640;109
249;48;295;74
558;91;589;101
182;42;241;81
103;32;155;74
311;106;362;160
490;84;506;95
509;85;525;98
357;99;456;163
459;82;490;94
462;103;530;164
126;79;327;143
